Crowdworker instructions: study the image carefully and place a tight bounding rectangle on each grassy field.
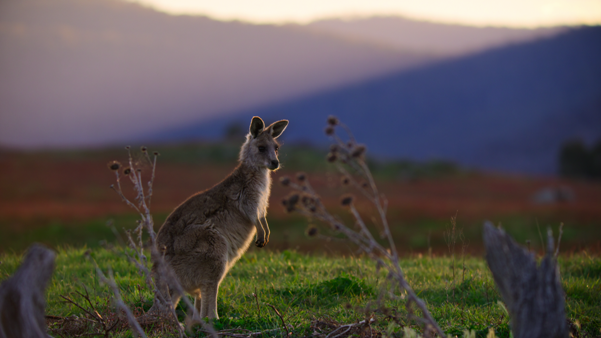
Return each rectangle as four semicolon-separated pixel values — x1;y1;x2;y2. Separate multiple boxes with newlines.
1;143;600;336
0;248;599;337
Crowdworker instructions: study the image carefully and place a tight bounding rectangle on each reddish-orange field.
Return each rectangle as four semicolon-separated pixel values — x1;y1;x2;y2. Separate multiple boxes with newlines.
1;151;600;254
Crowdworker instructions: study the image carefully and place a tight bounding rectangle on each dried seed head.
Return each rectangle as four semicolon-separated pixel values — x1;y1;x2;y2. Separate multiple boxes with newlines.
140;146;147;152
283;194;300;213
327;115;339;126
296;172;306;182
341;176;350;185
351;144;367;158
301;195;310;205
108;161;121;171
125;146;130;150
300;195;317;212
288;194;300;206
307;226;318;237
330;144;339;153
285;203;294;213
153;152;160;156
334;223;342;230
325;126;335;136
361;182;369;189
136;168;142;172
279;176;291;186
341;194;354;206
326;152;337;163
123;167;132;175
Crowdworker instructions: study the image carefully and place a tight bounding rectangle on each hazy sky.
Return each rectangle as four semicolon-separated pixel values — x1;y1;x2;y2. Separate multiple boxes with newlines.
127;0;601;28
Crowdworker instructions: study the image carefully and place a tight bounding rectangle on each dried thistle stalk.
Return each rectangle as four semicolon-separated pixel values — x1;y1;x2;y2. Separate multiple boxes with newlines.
282;117;446;337
105;147;217;338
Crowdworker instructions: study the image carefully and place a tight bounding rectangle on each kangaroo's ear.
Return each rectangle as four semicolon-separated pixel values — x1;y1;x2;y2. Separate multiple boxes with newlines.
269;120;289;139
249;116;265;138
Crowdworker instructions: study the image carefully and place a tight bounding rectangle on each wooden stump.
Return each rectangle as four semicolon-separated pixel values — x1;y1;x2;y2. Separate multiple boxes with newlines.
483;221;567;338
0;244;56;338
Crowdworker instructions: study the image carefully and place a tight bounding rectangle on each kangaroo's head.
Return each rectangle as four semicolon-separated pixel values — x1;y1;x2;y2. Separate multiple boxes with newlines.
239;116;289;171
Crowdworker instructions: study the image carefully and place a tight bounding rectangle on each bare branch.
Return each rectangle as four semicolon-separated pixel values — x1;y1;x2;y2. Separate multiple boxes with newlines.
105;147;217;338
91;261;147;338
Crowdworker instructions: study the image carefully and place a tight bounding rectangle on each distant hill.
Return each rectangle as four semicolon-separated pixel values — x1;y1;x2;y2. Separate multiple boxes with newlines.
305;16;565;56
0;0;564;149
0;0;430;148
160;27;601;174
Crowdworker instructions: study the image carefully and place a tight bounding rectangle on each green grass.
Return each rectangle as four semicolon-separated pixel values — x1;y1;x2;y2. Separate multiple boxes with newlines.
0;214;156;254
1;212;592;257
1;248;599;337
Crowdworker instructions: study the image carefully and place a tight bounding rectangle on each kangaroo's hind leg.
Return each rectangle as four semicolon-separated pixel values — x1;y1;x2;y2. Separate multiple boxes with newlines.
181;223;228;319
199;255;227;319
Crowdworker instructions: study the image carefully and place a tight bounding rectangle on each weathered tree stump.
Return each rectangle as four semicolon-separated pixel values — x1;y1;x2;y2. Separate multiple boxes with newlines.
0;244;56;338
483;221;567;338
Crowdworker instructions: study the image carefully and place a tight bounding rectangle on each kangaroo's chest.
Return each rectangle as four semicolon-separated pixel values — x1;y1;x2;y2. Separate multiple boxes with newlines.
238;173;271;220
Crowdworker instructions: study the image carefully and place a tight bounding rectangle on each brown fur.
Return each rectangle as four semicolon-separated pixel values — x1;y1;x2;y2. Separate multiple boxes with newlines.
155;116;288;319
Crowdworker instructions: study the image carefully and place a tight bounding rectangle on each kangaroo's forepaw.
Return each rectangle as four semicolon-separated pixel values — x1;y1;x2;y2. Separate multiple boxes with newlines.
255;239;266;248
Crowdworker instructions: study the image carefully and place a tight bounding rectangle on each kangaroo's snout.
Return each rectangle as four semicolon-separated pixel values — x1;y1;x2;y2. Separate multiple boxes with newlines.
269;160;279;170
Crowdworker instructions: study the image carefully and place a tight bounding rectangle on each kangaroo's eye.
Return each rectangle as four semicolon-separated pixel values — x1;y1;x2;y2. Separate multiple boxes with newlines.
258;146;266;152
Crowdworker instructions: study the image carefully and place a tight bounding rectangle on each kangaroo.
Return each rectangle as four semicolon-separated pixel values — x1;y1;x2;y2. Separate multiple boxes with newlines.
155;116;288;320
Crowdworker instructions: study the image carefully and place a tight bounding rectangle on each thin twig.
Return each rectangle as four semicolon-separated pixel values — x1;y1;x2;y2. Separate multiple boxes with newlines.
554;223;564;258
197;328;282;338
60;295;103;325
325;318;375;338
92;262;147;338
266;303;290;336
76;285;103;323
536;219;545;256
253;287;261;317
146;152;158;208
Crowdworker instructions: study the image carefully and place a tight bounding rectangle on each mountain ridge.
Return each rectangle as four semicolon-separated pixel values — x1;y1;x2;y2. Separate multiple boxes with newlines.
0;0;568;149
0;0;430;147
304;16;566;55
156;26;601;174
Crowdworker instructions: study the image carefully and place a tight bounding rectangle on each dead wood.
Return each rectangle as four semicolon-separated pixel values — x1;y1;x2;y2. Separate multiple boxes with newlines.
0;244;56;338
483;221;568;338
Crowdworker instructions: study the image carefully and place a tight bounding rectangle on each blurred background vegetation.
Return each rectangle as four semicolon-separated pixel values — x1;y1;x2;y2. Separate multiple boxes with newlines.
1;139;599;256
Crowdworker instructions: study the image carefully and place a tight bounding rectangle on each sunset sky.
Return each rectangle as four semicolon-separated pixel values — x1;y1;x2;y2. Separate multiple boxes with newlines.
127;0;601;28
